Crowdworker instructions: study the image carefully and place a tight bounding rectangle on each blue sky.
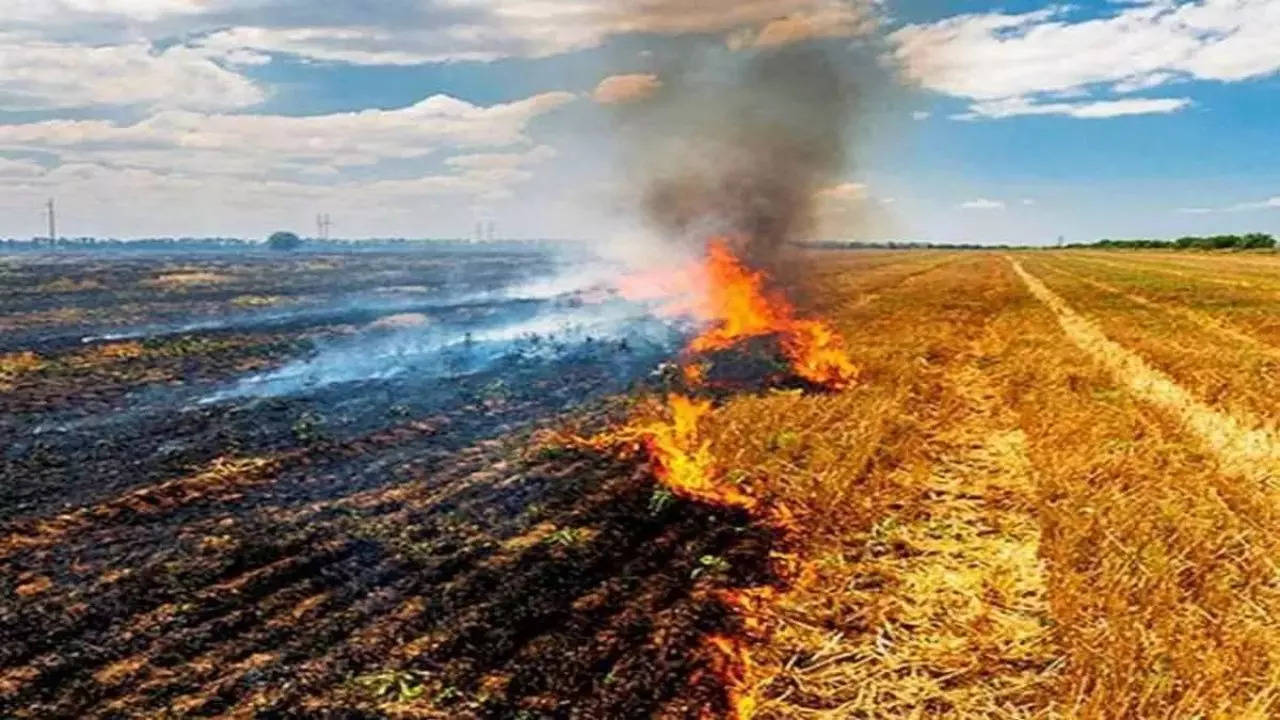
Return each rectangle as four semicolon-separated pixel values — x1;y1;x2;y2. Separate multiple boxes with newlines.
0;0;1276;245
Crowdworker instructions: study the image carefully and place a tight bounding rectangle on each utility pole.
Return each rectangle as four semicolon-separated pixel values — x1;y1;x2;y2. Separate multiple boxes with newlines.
315;213;332;240
45;198;56;242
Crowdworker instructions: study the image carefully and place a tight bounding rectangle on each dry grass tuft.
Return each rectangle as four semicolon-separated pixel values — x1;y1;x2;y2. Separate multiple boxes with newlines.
231;294;284;307
145;270;234;288
82;341;146;363
36;277;105;292
0;350;44;390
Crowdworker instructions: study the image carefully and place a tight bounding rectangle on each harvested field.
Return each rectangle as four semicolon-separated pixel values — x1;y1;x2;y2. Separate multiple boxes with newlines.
5;248;1280;718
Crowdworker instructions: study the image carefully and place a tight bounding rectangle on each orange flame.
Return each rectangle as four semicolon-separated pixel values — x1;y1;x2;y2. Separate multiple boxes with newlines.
631;240;855;719
570;239;857;719
704;634;757;720
682;363;707;386
659;238;856;389
639;394;756;510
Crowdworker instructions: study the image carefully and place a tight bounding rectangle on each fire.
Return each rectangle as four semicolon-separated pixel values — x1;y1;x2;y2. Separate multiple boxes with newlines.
639;394;756;510
565;238;857;719
666;238;857;390
686;241;782;352
682;363;707;386
779;318;858;390
618;238;855;511
704;634;757;720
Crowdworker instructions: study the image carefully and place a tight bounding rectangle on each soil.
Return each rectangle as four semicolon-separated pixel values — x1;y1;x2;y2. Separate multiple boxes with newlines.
0;249;779;719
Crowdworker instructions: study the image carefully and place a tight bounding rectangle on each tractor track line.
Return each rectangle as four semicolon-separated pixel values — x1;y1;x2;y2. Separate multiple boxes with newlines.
1011;258;1280;484
1039;262;1280;362
1071;254;1267;290
1077;251;1280;281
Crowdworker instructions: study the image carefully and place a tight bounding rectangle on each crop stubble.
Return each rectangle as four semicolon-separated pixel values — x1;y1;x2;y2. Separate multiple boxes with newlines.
5;250;1280;717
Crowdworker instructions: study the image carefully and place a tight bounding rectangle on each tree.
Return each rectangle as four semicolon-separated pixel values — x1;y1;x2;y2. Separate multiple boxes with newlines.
266;231;302;251
1082;233;1275;251
1242;233;1277;249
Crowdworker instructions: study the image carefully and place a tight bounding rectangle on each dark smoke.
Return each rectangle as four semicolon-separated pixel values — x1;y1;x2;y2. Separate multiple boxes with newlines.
620;44;857;272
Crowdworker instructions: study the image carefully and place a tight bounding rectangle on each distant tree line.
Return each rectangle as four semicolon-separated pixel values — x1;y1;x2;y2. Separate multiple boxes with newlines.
266;231;303;251
1068;233;1277;250
0;235;580;253
807;241;1016;250
2;236;259;249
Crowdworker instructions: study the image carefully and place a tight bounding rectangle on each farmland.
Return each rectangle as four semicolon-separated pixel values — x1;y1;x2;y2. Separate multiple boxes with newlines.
4;248;1280;718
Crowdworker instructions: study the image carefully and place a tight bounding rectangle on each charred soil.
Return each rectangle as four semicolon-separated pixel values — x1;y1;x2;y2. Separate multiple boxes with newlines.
1;250;783;719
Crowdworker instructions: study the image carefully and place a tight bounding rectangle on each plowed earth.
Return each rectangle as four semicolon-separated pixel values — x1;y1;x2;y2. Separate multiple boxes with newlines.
1;249;783;719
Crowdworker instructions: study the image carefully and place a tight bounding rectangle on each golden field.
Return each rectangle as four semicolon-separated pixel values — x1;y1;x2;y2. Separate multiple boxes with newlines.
702;250;1280;718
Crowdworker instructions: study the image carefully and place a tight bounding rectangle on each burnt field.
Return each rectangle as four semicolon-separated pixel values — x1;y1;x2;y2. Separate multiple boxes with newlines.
11;248;1280;718
0;248;779;719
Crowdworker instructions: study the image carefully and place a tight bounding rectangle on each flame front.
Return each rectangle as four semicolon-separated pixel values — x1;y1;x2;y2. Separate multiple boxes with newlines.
686;239;856;389
704;634;757;720
574;238;857;718
622;238;856;510
641;394;756;510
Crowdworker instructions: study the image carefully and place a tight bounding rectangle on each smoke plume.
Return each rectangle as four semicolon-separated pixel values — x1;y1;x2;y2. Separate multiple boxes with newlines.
616;42;861;273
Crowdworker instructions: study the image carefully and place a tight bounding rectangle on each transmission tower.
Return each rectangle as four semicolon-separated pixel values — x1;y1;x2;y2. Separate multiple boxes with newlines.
315;213;332;240
45;198;56;242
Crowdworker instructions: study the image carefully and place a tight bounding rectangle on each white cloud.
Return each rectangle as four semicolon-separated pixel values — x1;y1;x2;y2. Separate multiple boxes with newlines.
0;35;264;111
445;145;557;171
219;47;273;66
888;0;1280;118
0;157;46;177
1021;198;1036;206
0;92;576;177
955;96;1191;120
439;145;560;199
0;0;886;238
4;0;207;27
190;26;501;66
1227;196;1280;211
911;111;930;120
959;198;1005;210
185;0;877;66
1174;197;1280;213
1113;72;1177;93
0;92;576;236
0;149;567;237
0;0;880;113
593;74;662;104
